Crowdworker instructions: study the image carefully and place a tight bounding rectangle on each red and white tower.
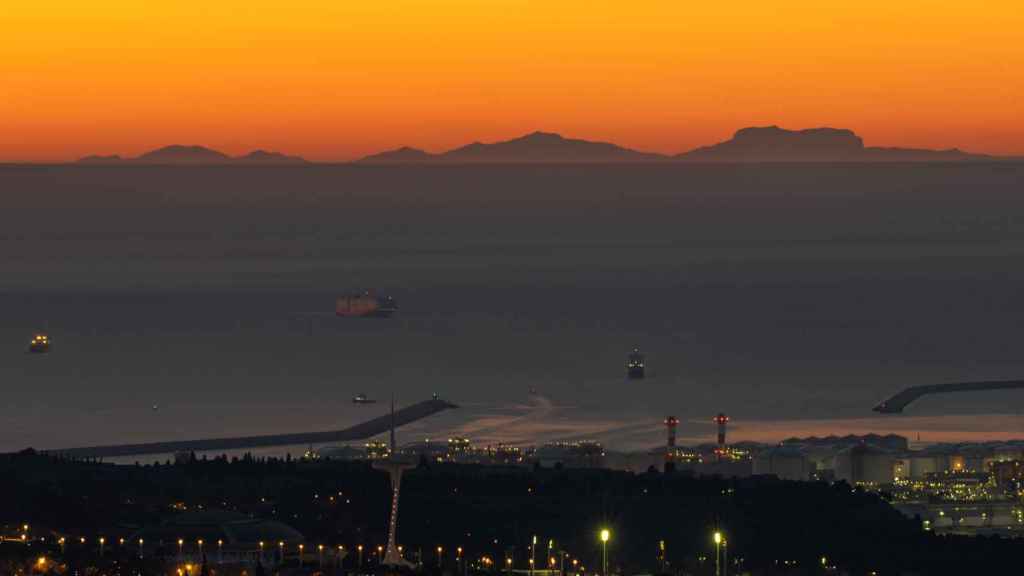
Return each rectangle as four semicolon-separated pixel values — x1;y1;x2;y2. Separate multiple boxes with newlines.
664;416;679;451
714;413;729;460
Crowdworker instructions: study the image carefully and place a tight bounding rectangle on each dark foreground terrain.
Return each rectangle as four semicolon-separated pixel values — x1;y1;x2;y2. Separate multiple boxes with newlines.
3;451;1023;575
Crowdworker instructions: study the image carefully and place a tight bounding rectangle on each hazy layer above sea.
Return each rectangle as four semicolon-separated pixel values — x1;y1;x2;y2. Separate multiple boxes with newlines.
2;163;1024;453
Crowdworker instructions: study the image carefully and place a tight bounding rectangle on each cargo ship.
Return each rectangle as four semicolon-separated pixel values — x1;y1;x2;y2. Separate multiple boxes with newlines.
627;348;645;379
353;393;377;404
335;291;398;318
28;333;50;354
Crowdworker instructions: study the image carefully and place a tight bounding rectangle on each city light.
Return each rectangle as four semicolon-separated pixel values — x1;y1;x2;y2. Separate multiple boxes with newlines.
599;529;610;576
713;531;723;576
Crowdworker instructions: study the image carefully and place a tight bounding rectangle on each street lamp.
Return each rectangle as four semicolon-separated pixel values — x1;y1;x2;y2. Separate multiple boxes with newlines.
99;537;105;557
378;545;384;564
599;529;610;576
217;539;223;564
178;538;184;560
438;546;444;566
138;538;144;559
198;539;204;560
299;543;305;566
319;544;325;568
531;536;537;576
713;532;722;576
358;544;364;568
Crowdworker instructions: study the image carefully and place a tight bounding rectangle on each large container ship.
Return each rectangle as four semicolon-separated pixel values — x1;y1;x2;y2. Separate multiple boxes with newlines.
335;291;398;318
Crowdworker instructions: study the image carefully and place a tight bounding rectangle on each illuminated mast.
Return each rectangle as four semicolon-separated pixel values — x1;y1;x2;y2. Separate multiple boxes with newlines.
374;395;415;567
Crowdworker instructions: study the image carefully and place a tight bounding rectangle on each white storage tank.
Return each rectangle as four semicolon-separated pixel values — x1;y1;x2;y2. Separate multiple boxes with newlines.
833;444;895;485
753;446;812;481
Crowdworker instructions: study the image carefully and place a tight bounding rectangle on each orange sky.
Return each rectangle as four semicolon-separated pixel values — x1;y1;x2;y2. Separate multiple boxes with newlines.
3;1;1023;161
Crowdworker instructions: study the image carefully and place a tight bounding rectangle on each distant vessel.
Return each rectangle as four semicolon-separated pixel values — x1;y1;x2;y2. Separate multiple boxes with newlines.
335;291;398;318
353;393;377;404
28;333;50;354
627;348;645;379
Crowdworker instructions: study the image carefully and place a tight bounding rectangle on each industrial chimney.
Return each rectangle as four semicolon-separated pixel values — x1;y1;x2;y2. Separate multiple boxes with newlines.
664;416;679;473
665;416;679;449
714;413;729;461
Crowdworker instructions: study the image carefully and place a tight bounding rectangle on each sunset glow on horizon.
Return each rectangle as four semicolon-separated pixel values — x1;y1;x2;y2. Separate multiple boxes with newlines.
3;1;1023;161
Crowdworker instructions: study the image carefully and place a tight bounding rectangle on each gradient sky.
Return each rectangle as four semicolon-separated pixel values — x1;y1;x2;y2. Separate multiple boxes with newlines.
3;1;1023;161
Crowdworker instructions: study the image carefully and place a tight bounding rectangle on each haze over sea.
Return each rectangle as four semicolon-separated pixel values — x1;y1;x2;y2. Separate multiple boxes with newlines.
3;163;1024;456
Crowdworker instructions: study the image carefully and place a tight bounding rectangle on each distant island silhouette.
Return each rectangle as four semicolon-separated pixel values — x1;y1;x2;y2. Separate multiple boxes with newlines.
675;126;990;162
77;126;1016;165
359;131;663;164
78;145;306;165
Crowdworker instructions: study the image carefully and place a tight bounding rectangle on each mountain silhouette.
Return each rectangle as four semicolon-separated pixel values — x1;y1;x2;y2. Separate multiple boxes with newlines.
237;150;307;164
76;127;1013;165
135;145;232;164
357;131;665;163
357;146;434;164
76;146;308;165
439;131;664;163
77;154;123;165
677;126;995;162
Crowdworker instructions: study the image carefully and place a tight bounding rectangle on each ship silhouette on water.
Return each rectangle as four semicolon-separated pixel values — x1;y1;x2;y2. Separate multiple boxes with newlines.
627;347;645;379
28;333;50;354
336;291;398;318
353;393;377;404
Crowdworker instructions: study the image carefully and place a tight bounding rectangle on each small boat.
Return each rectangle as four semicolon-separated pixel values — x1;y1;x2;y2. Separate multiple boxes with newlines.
336;291;398;318
28;333;50;354
353;393;377;404
627;348;645;379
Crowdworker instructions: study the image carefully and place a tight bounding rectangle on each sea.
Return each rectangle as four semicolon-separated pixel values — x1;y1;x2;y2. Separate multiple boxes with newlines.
3;163;1024;458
